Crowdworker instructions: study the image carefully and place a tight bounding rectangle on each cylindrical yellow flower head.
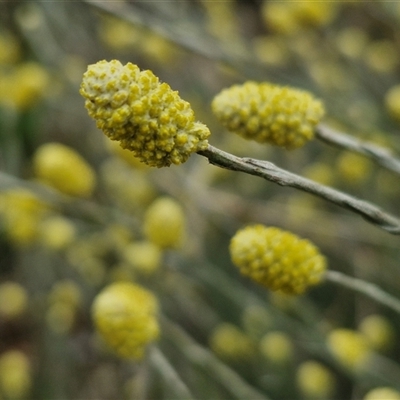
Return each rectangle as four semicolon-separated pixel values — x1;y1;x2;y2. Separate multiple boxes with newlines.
143;196;185;249
80;60;210;167
92;282;159;359
33;142;96;197
212;81;324;149
230;225;326;295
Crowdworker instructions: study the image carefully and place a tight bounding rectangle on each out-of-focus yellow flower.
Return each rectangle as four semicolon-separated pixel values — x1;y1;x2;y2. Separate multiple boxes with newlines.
363;387;400;400
39;215;76;250
252;35;290;67
336;152;372;184
0;350;31;400
33;142;96;197
261;1;338;35
143;197;185;249
358;314;395;352
0;188;49;246
335;27;368;59
259;331;293;364
363;40;399;74
230;225;326;295
296;360;336;398
302;162;335;186
0;30;21;64
327;328;371;371
385;84;400;122
124;241;162;275
0;282;28;319
0;62;50;110
92;282;159;359
80;60;210;167
212;81;324;150
209;323;254;361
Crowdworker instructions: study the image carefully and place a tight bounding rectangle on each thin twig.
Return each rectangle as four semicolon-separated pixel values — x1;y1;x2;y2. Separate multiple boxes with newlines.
316;124;400;176
197;145;400;235
149;346;195;400
325;270;400;315
161;316;271;400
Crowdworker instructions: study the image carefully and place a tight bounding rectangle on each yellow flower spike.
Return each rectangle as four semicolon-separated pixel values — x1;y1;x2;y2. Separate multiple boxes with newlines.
80;60;210;167
363;387;400;400
92;282;159;360
33;142;96;197
212;81;324;149
230;225;326;295
143;196;185;249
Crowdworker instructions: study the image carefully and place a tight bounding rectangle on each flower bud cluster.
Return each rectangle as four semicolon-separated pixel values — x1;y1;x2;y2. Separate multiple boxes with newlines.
80;60;210;167
212;81;324;149
92;282;159;359
229;225;326;294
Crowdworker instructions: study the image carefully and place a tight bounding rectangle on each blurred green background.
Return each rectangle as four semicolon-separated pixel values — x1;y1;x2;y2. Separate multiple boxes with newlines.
0;1;400;399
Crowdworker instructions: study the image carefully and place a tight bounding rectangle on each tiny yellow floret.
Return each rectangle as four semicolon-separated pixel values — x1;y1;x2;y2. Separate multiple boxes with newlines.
212;81;324;149
92;282;159;359
33;142;95;197
80;60;210;167
230;225;326;294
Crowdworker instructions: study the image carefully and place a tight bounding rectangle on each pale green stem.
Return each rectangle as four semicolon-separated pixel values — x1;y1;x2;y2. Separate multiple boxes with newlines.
149;346;195;400
197;145;400;235
325;270;400;315
316;124;400;176
161;316;271;400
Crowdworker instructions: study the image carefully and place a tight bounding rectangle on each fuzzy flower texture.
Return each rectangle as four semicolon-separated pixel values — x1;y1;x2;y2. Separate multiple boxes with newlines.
92;282;159;359
80;60;210;167
212;81;325;149
230;225;326;294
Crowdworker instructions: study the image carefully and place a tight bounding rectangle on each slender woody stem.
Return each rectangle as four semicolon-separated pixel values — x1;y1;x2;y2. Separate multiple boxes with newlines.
197;145;400;235
316;124;400;176
325;270;400;315
149;346;195;400
161;316;270;400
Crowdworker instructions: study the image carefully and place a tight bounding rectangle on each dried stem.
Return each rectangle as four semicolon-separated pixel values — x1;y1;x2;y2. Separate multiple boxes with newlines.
325;270;400;315
197;145;400;235
161;316;270;400
316;124;400;176
149;346;195;400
